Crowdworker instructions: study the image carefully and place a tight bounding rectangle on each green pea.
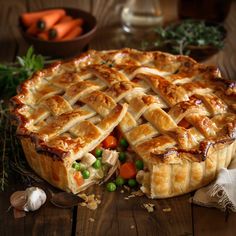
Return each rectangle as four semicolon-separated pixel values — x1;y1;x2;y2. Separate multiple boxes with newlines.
92;159;102;169
120;138;129;148
118;152;126;162
135;160;144;170
115;176;125;187
106;182;117;192
95;149;103;158
128;179;137;187
72;162;81;171
82;169;90;179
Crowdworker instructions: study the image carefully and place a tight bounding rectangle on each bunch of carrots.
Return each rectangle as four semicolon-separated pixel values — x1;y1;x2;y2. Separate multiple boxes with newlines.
21;9;84;41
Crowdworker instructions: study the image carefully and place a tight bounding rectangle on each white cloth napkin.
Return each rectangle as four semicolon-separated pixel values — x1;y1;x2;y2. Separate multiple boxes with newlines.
192;157;236;212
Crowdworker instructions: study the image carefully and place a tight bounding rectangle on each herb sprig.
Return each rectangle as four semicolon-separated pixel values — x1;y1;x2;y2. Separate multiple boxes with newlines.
0;46;44;97
142;20;225;55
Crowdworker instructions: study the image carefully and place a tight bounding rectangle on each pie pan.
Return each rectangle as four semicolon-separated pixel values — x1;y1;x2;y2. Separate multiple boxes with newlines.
11;48;236;198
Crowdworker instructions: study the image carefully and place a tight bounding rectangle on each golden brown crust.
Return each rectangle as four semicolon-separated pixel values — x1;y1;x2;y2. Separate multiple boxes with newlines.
11;48;236;198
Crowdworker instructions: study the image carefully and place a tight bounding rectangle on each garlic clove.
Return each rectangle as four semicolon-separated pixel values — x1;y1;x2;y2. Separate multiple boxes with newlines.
10;191;27;211
23;187;47;212
13;208;26;219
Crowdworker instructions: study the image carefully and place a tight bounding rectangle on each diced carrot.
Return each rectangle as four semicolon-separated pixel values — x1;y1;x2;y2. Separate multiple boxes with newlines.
178;119;191;129
38;31;49;40
49;18;84;40
59;15;73;23
26;22;39;35
120;162;137;179
73;172;84;187
37;10;66;31
61;27;83;41
21;9;65;27
102;135;118;149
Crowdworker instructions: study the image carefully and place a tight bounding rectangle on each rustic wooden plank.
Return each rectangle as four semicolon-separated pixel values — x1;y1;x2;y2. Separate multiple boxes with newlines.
203;1;236;80
0;1;27;62
76;185;192;236
26;0;90;12
193;205;236;236
0;185;74;236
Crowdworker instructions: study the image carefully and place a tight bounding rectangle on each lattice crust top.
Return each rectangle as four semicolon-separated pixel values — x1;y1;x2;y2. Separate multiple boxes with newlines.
11;49;236;165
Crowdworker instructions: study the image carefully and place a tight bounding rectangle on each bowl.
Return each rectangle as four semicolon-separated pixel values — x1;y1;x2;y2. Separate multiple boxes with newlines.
152;20;226;61
19;7;97;58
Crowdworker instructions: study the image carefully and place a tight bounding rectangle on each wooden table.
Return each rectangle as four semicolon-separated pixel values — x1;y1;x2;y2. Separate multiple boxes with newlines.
0;0;236;235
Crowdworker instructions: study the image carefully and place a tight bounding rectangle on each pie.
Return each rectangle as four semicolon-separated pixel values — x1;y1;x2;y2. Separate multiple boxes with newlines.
11;48;236;198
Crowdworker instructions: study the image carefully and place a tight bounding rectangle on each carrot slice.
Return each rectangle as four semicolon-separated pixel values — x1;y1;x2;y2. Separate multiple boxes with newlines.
49;18;84;40
102;135;118;149
120;162;137;179
37;10;66;31
21;9;65;27
38;31;49;40
61;27;83;41
73;172;84;187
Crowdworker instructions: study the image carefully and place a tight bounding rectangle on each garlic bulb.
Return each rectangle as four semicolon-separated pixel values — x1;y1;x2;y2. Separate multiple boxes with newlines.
23;187;47;212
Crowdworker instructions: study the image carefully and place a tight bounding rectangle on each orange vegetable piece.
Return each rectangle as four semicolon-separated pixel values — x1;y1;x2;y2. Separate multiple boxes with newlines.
102;135;118;149
120;162;137;179
26;22;39;36
49;18;84;40
178;119;191;129
59;15;73;23
37;10;66;31
38;31;49;40
61;27;83;41
73;172;84;187
21;9;65;27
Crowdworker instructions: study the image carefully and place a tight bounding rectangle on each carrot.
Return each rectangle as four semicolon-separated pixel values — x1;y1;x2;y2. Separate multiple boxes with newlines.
73;172;84;187
59;15;73;23
26;22;39;36
37;10;66;31
38;31;49;41
102;135;118;149
49;18;84;40
120;162;137;179
61;27;83;41
21;9;65;27
178;119;191;129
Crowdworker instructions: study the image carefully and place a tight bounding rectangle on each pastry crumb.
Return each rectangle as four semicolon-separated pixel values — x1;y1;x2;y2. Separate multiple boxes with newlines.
124;190;144;200
78;193;101;210
143;203;155;213
89;217;95;222
131;190;144;197
123;185;130;192
162;207;171;212
130;225;135;229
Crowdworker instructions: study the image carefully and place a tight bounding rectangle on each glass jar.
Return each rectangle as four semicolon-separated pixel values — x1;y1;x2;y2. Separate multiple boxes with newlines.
121;0;163;33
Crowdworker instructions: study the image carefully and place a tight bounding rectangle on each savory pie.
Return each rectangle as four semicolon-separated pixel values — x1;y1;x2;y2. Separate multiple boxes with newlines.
11;48;236;198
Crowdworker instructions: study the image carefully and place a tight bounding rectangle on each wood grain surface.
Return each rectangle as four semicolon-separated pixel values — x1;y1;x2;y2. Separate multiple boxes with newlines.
0;0;236;236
